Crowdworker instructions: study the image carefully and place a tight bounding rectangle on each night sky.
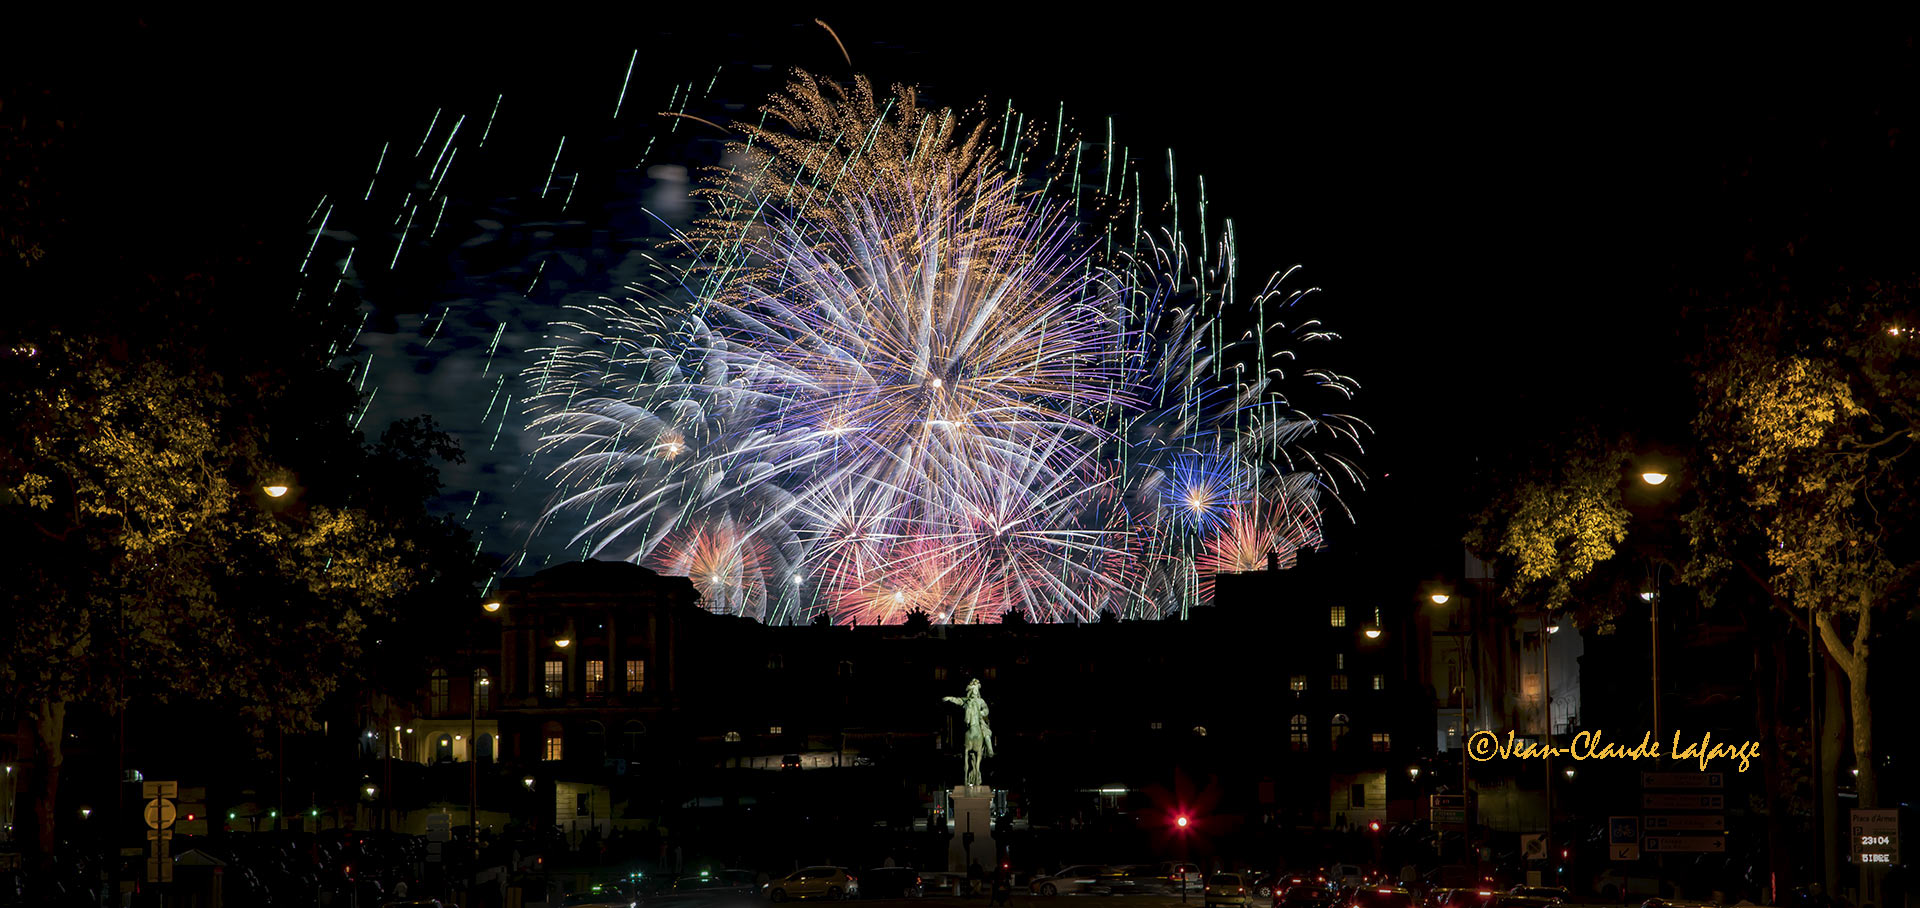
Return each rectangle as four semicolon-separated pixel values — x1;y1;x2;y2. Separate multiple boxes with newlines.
22;13;1920;599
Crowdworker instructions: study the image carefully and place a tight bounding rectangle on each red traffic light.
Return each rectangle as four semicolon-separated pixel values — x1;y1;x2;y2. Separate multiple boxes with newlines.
1368;821;1381;832
1176;815;1190;828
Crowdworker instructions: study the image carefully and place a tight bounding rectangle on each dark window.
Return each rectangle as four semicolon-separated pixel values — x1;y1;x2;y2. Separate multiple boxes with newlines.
1350;784;1365;808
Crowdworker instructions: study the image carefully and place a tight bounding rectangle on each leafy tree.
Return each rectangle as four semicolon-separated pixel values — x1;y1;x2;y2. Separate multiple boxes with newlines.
1463;428;1638;632
0;321;466;857
1686;281;1920;810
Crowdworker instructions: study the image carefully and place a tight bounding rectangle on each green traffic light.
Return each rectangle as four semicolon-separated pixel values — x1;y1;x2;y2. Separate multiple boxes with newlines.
228;812;236;820
270;810;278;817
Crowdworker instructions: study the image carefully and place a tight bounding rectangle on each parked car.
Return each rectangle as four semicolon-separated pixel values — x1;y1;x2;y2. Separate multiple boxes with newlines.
1343;888;1418;908
1327;867;1367;890
1206;873;1255;908
923;872;967;897
1155;862;1204;891
1508;888;1567;903
863;868;926;899
1279;883;1338;908
1031;865;1117;896
767;867;858;902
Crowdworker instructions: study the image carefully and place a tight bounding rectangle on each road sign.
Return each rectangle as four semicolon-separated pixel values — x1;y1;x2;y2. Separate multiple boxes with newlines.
1611;844;1642;861
1644;835;1726;853
1431;794;1469;809
1851;809;1900;865
140;780;178;800
146;857;173;884
1646;815;1725;832
1642;793;1724;810
144;829;172;842
1521;834;1547;859
1642;772;1724;789
1433;808;1468;825
1609;816;1640;844
143;798;177;829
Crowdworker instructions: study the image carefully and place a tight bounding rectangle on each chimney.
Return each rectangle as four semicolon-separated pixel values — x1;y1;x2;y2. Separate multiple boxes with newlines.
1266;550;1280;572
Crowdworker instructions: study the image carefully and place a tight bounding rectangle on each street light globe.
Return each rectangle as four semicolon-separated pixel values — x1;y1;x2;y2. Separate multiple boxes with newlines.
1565;768;1576;780
263;484;291;498
1640;472;1669;486
1408;767;1421;780
1364;627;1382;639
482;600;502;613
1640;591;1656;602
523;776;536;790
1548;623;1561;635
80;807;92;819
554;638;572;648
1430;593;1451;605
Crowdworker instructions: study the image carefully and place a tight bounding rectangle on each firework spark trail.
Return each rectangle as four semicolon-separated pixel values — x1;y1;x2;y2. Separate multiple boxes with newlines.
526;72;1364;624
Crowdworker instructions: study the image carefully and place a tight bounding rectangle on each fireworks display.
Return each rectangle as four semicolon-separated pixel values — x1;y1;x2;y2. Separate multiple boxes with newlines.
523;72;1364;623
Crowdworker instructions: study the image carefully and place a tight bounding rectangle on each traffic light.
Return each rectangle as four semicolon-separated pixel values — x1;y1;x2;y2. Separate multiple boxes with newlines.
1368;821;1380;833
1175;815;1190;828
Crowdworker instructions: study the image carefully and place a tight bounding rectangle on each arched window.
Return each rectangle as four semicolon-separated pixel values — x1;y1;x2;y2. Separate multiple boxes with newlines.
435;733;454;763
723;731;742;743
1330;713;1351;750
584;720;607;763
623;721;646;757
476;733;494;763
430;668;450;716
1289;715;1309;751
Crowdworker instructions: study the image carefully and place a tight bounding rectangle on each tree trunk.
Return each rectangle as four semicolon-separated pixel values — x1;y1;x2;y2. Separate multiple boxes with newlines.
1758;630;1794;899
1820;658;1845;895
28;699;66;858
1816;609;1876;809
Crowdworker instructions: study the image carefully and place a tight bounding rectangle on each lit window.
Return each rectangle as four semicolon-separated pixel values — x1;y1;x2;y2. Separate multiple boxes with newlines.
430;669;449;717
724;731;742;743
625;660;645;693
586;660;606;695
1331;674;1348;691
1330;605;1346;628
1289;675;1307;692
1289;715;1308;751
769;725;783;735
1372;732;1391;752
1372;674;1385;691
1331;713;1351;749
1335;653;1345;670
543;660;564;697
544;735;563;761
933;666;947;681
984;666;998;680
475;669;490;712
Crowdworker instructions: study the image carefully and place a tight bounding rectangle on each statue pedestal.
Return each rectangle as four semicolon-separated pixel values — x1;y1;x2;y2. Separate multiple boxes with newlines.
948;786;996;873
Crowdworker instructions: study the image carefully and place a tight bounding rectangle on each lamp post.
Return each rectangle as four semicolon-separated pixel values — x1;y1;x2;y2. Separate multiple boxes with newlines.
1430;587;1473;868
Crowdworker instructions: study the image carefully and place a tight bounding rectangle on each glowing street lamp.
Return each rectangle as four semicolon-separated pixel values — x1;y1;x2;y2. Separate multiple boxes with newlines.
1640;471;1669;486
483;599;502;613
554;638;572;648
1429;592;1451;605
1363;626;1382;640
1408;767;1421;781
263;484;291;498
